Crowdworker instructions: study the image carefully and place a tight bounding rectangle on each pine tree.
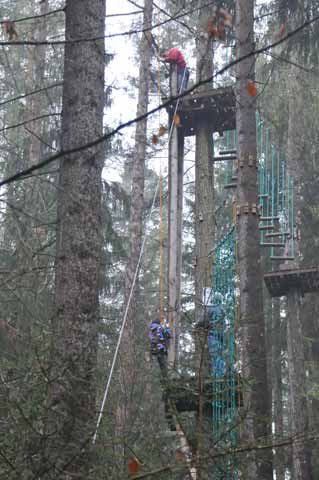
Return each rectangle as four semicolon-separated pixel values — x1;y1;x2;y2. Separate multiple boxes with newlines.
118;0;154;451
45;1;106;477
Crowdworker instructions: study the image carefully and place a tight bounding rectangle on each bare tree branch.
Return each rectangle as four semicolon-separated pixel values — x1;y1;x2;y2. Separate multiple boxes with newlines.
0;1;217;46
0;113;61;134
0;82;63;108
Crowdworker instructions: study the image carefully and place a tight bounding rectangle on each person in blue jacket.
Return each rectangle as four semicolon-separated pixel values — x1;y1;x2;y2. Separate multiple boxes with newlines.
208;296;226;378
149;318;171;370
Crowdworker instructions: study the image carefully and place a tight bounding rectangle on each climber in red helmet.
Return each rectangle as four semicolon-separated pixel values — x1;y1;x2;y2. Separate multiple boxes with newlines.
159;47;190;93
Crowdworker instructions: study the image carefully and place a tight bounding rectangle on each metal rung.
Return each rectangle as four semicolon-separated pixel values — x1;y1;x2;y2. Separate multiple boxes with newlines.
219;149;236;155
231;176;238;181
224;183;237;189
259;224;274;230
258;194;269;198
214;155;236;162
265;232;289;238
260;243;285;247
260;216;280;221
270;256;295;261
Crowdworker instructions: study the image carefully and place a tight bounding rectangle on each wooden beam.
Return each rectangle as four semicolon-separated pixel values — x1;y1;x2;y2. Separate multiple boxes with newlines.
168;66;183;368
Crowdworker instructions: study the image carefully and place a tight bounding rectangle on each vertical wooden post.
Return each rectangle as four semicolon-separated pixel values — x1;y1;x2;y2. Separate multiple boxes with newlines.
168;65;184;368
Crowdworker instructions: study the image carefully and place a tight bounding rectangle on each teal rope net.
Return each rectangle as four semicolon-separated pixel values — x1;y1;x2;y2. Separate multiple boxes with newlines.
210;227;239;479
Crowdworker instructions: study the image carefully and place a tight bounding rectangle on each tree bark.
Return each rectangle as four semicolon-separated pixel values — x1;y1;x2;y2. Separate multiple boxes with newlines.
15;0;50;342
46;1;105;478
286;291;312;479
284;53;313;479
235;0;272;477
302;297;319;477
272;298;285;480
26;0;49;166
194;4;214;479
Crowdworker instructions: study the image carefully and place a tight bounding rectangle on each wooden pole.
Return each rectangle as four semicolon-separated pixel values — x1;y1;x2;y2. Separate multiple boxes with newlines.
168;65;184;368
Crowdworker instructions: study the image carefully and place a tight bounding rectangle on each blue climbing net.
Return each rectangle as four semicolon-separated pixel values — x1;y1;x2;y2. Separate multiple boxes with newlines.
210;227;239;479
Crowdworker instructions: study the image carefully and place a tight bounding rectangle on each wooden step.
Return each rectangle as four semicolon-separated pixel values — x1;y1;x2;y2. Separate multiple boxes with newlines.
260;243;285;247
259;224;274;230
265;232;289;238
219;149;236;155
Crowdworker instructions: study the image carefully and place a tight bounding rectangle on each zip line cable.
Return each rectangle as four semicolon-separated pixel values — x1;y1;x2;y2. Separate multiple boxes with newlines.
92;68;186;444
157;24;165;325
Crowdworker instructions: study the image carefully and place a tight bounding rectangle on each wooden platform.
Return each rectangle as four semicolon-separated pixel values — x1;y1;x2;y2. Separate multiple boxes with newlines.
165;86;235;137
167;375;242;415
264;267;319;297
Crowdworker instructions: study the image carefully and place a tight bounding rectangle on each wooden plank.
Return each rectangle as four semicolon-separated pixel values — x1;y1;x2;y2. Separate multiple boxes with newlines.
259;224;274;230
219;149;237;155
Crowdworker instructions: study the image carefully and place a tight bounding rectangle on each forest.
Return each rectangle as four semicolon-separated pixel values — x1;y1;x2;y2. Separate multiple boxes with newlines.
0;0;319;479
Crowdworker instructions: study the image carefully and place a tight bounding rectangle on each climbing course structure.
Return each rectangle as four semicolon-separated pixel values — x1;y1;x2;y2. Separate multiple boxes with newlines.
164;62;318;479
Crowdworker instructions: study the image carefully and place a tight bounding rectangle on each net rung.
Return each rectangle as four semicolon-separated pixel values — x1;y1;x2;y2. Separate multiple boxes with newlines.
270;256;295;261
259;224;274;230
259;216;280;221
265;232;289;237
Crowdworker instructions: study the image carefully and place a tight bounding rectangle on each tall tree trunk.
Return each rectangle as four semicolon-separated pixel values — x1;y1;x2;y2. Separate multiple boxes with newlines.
46;1;105;478
302;297;319;477
285;54;313;479
118;0;153;447
286;292;312;479
195;3;214;314
194;4;214;478
272;298;285;480
15;0;50;342
235;0;272;477
26;0;49;166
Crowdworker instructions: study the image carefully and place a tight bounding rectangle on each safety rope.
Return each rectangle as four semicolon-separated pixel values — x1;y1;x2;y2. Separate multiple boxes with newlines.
92;67;186;444
159;173;164;324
